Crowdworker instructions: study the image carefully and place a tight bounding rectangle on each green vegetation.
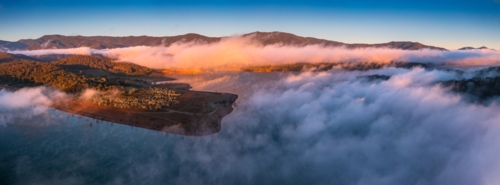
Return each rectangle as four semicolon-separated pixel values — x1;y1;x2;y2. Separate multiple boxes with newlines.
87;87;179;110
0;53;179;110
0;60;117;92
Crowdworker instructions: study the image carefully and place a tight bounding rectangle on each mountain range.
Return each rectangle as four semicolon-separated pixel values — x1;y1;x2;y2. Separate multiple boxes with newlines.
0;31;475;52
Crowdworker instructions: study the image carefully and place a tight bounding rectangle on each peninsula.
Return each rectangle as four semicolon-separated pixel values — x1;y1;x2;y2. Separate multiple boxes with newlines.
0;52;237;136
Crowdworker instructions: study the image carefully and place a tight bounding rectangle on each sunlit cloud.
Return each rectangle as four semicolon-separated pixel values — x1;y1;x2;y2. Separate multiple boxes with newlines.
9;36;500;71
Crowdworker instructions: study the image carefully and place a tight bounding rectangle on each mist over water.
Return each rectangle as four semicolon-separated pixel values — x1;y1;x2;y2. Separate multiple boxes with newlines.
3;66;500;184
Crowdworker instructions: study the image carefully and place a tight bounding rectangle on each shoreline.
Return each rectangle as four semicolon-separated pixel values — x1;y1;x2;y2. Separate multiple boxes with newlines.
1;84;238;136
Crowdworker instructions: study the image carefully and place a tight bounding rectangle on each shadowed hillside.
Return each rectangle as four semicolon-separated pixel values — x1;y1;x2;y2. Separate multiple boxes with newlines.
54;55;152;76
0;52;43;63
0;40;27;51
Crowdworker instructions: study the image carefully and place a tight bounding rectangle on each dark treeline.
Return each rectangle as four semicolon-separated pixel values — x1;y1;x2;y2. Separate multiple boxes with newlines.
241;61;429;72
54;55;151;76
442;76;500;101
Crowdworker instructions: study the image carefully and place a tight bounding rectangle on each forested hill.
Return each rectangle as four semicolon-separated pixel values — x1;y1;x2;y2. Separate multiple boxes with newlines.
0;53;179;110
54;55;151;76
0;52;44;63
0;53;151;76
0;32;448;51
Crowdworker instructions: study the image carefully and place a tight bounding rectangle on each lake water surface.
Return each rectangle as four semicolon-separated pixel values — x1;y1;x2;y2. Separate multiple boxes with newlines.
2;70;500;185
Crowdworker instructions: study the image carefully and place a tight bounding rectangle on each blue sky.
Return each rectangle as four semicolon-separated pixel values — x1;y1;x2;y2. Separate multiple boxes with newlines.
0;0;499;49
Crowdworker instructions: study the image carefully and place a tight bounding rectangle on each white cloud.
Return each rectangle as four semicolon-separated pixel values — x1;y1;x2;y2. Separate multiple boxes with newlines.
5;39;500;184
151;68;500;184
0;86;68;126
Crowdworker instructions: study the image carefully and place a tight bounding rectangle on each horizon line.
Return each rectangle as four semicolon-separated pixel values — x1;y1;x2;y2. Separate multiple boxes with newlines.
0;31;496;51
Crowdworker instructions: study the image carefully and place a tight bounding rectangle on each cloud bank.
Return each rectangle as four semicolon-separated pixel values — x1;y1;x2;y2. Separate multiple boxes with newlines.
3;67;500;184
161;68;500;185
0;87;66;126
4;37;500;184
8;36;500;70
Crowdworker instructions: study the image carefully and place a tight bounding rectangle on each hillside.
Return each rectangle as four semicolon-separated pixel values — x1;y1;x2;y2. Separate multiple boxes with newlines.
0;52;19;63
0;32;447;51
0;40;27;51
0;53;237;135
0;51;43;63
244;32;448;50
16;33;220;50
54;55;152;76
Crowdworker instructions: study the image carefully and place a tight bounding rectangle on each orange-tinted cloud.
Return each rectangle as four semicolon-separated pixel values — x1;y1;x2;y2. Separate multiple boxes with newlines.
9;36;500;71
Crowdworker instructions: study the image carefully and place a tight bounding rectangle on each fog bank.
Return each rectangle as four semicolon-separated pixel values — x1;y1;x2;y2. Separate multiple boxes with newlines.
0;87;66;126
178;68;500;185
3;42;500;184
8;36;500;70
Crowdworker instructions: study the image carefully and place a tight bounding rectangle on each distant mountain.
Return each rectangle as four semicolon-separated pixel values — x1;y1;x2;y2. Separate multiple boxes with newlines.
16;33;220;50
458;46;494;51
0;40;28;51
244;32;448;51
0;31;448;51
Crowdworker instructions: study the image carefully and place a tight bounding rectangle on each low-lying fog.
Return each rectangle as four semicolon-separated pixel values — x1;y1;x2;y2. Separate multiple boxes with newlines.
3;39;500;184
8;36;500;70
3;64;500;184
